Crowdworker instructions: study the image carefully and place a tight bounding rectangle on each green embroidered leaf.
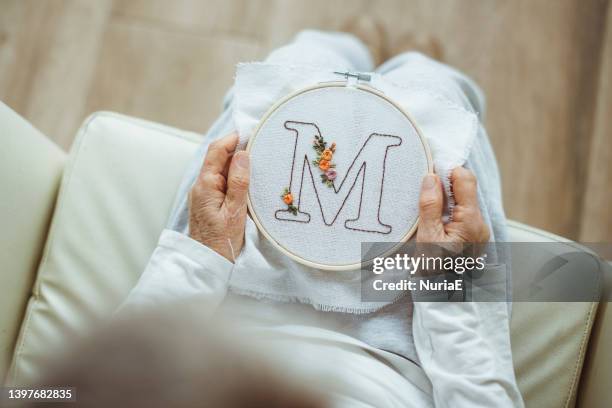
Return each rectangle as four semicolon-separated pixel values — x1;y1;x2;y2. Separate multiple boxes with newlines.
287;204;298;215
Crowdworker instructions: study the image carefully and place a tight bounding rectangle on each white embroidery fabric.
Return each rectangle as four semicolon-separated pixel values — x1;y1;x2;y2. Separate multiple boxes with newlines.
219;63;481;313
248;85;429;268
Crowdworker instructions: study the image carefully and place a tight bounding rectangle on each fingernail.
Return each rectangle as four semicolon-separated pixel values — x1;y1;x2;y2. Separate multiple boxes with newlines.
234;152;249;169
422;174;436;190
223;132;239;145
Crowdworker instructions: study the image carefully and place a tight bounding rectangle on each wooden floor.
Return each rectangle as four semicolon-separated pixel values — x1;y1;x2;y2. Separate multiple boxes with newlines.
1;0;610;242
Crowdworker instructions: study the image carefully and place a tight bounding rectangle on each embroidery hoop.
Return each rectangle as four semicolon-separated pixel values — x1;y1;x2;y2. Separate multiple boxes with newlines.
246;81;433;271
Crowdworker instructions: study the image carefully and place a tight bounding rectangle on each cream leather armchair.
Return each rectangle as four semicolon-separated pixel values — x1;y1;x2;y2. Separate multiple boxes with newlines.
1;102;610;407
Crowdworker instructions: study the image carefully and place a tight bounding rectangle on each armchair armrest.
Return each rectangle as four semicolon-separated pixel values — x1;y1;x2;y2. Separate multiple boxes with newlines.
0;102;66;383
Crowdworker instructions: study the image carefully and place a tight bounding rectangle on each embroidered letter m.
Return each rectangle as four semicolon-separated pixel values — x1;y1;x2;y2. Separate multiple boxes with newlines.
276;121;401;234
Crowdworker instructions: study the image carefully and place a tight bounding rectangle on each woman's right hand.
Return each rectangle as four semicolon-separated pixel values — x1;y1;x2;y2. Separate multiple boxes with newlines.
416;167;490;245
188;132;250;262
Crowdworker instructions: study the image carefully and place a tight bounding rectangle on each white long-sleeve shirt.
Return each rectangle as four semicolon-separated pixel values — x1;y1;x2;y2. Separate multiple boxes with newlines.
123;230;524;407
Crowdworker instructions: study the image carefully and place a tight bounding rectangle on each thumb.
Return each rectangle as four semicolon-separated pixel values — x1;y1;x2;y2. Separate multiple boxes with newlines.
417;174;445;241
224;151;250;216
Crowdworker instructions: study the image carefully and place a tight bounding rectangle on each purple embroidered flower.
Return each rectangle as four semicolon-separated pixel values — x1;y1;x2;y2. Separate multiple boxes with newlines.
325;169;337;181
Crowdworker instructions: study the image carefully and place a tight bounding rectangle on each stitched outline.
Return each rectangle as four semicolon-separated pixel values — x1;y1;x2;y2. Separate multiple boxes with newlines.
274;120;402;235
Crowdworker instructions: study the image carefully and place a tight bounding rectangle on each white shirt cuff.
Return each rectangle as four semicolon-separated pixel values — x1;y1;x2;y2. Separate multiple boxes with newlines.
157;229;234;283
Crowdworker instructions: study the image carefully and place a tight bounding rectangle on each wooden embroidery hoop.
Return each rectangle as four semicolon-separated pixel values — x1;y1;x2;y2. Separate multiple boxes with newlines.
245;81;433;271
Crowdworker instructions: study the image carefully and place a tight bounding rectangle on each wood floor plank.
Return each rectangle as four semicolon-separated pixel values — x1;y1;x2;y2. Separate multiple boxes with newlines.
261;0;369;48
85;18;262;134
112;0;268;40
580;4;612;243
0;0;113;149
0;0;47;114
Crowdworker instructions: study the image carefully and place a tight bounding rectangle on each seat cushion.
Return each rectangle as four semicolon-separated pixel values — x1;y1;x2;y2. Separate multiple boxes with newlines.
6;113;599;408
6;112;201;385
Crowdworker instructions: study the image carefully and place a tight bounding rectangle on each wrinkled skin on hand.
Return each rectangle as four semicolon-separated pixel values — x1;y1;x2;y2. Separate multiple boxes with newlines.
189;132;250;262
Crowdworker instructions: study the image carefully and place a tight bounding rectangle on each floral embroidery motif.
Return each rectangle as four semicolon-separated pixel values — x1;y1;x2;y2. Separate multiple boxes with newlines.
280;136;338;212
281;187;298;215
312;136;337;188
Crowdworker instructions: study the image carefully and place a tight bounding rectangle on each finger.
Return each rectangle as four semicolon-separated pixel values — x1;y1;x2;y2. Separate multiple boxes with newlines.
418;174;445;237
199;132;239;179
224;151;250;215
451;167;478;209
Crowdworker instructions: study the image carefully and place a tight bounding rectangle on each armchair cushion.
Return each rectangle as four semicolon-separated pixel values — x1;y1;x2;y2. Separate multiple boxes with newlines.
6;112;201;385
0;102;65;383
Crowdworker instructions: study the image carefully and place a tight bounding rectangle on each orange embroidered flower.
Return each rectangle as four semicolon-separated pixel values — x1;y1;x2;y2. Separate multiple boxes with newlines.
312;135;338;189
321;148;333;161
280;187;298;215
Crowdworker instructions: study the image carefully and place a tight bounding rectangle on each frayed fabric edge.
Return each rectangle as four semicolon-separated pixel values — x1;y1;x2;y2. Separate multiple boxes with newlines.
438;111;480;223
228;285;409;315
